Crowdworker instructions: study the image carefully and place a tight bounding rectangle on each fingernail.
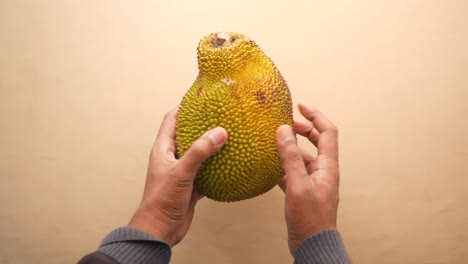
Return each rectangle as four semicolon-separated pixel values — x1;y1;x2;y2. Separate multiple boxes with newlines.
278;125;295;143
207;127;227;146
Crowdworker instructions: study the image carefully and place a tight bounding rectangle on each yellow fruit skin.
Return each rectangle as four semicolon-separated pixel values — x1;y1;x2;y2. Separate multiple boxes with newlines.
176;32;293;202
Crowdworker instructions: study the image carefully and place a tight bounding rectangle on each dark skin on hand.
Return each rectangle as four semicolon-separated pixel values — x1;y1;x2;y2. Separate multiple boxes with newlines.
128;103;340;256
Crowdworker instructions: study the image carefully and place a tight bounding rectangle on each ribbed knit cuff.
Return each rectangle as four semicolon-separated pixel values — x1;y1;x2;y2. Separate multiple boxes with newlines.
294;229;351;264
97;227;171;264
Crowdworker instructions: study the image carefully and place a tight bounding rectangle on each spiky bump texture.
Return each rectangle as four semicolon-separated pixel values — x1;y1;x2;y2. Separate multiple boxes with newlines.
176;32;293;202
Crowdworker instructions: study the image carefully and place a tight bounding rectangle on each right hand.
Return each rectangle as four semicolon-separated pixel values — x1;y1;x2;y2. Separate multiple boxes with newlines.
276;103;340;256
128;108;228;247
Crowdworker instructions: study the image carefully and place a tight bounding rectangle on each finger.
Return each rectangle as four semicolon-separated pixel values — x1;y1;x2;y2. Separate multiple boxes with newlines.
299;148;315;174
297;103;337;133
277;148;313;192
192;189;205;201
300;148;315;164
177;127;228;181
153;107;179;160
294;120;319;147
276;125;309;188
298;103;339;160
277;175;288;192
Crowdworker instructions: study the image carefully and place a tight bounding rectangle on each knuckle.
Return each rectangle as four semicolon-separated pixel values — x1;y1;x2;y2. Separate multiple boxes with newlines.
167;167;193;189
288;184;312;199
328;124;338;135
191;138;212;158
171;175;193;190
284;145;302;161
163;111;173;121
149;147;157;160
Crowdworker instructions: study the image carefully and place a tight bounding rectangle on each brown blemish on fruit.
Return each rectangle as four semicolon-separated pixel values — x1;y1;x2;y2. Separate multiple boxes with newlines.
197;85;203;95
256;91;267;104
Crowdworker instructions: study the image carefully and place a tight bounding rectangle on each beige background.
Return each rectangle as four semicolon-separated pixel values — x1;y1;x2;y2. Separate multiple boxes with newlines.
1;0;467;263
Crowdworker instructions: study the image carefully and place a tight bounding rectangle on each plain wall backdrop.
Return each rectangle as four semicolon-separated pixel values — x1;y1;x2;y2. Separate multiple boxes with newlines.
1;0;467;263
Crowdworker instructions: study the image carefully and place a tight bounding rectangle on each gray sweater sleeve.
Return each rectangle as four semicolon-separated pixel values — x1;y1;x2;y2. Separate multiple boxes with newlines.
96;227;171;264
83;227;350;264
294;229;352;264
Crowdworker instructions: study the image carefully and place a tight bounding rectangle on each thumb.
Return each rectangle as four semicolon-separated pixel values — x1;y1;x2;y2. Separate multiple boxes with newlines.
178;127;228;178
276;125;308;187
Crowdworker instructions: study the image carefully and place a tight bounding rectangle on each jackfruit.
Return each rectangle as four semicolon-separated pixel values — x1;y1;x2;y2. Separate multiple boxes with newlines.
175;32;293;202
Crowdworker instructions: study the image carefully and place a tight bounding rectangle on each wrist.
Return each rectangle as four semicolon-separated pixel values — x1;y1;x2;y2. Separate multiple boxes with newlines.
289;224;337;255
294;229;351;263
128;209;177;247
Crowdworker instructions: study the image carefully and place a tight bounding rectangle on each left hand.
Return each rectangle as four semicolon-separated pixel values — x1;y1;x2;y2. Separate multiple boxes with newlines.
128;107;228;247
276;103;340;255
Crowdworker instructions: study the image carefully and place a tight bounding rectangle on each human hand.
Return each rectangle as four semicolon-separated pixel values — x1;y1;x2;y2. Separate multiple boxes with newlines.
276;103;340;256
128;107;228;247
